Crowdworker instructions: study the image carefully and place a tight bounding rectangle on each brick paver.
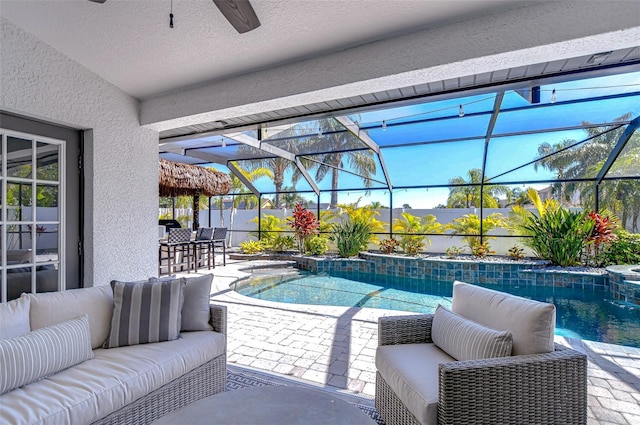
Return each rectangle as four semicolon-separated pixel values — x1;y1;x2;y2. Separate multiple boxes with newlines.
186;259;640;424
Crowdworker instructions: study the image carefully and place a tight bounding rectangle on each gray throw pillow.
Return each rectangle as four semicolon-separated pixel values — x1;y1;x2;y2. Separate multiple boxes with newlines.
104;278;185;348
432;305;513;361
0;314;93;395
180;275;213;331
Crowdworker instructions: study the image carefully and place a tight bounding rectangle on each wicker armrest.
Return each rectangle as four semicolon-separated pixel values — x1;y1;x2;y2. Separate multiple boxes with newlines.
209;304;227;335
437;344;587;425
378;314;433;346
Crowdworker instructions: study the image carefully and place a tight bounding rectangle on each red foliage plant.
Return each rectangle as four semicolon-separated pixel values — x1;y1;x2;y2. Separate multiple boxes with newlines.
584;211;618;266
287;203;320;254
586;212;618;246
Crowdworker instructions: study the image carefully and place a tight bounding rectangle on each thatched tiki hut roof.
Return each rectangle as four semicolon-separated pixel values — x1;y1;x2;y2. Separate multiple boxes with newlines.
159;159;232;229
159;159;231;197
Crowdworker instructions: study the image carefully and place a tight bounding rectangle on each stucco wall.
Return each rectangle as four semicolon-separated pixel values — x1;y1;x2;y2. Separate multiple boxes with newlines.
0;18;158;286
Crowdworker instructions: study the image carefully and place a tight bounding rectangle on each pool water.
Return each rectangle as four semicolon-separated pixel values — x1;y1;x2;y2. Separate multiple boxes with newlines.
234;269;640;348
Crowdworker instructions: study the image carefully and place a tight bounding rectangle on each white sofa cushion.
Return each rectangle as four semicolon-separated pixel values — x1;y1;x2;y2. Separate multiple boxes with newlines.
0;331;225;425
451;281;556;355
0;296;30;339
376;343;455;425
0;315;93;395
104;279;184;348
26;286;114;349
432;305;512;361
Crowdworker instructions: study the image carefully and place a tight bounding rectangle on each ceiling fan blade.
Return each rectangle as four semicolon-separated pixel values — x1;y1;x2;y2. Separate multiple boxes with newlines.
88;0;107;3
213;0;261;34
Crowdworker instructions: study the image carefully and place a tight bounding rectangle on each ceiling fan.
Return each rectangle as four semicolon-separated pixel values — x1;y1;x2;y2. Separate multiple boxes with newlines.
88;0;261;34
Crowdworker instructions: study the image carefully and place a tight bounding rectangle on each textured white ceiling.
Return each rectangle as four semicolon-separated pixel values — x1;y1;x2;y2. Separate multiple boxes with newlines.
0;0;535;99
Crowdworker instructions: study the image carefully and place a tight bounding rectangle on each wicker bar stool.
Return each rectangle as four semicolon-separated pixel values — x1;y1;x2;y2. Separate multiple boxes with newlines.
191;227;215;272
211;227;227;266
159;228;193;275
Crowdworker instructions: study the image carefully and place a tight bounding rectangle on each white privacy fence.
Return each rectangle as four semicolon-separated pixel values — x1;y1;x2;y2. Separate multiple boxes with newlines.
160;206;639;256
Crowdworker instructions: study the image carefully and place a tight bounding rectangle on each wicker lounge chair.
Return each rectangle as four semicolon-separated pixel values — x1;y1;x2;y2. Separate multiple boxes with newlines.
375;282;587;425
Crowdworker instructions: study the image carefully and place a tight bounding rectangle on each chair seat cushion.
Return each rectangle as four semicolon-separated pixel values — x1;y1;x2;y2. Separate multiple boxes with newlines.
376;343;455;425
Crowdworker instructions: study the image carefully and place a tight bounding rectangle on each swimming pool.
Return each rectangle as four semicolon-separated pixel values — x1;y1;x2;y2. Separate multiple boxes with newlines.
234;268;640;348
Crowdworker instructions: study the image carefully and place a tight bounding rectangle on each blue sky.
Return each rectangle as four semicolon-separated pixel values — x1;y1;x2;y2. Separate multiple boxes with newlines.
207;71;640;208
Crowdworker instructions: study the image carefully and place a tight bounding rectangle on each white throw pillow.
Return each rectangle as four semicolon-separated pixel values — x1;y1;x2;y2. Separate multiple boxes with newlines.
0;314;93;395
0;296;30;339
432;305;513;361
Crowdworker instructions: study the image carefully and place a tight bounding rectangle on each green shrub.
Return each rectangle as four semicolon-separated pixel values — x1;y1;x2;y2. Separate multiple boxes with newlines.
240;240;264;254
445;246;463;258
306;236;329;256
392;212;443;256
508;245;525;260
604;230;640;265
265;235;295;253
249;214;288;248
331;220;372;258
447;213;505;255
521;208;594;266
378;238;400;255
471;241;494;258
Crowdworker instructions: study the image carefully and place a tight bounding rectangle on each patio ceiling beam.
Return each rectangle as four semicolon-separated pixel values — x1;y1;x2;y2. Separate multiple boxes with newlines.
225;132;320;196
334;116;393;191
595;116;640;185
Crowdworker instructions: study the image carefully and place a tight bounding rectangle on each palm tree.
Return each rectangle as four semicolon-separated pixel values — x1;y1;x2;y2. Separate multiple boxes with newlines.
369;201;388;209
533;113;638;228
279;186;309;209
446;168;508;208
309;118;377;208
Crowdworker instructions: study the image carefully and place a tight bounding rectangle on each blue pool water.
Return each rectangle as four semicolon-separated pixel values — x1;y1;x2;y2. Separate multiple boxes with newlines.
234;269;640;348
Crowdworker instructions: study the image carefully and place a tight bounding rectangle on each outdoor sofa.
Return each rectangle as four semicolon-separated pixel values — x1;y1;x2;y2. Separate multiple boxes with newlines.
375;281;587;425
0;275;227;425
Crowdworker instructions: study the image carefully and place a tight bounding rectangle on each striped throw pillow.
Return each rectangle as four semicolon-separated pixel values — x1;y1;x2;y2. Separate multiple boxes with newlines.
0;314;93;395
104;278;185;348
431;305;513;361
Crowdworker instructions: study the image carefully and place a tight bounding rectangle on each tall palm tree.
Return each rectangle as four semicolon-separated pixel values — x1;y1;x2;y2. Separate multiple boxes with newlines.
309;118;377;208
240;127;315;208
446;168;508;208
533;113;637;227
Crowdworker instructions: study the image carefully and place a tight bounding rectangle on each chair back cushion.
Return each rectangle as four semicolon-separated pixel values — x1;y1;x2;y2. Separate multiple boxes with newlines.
451;281;555;355
432;305;512;361
26;286;114;349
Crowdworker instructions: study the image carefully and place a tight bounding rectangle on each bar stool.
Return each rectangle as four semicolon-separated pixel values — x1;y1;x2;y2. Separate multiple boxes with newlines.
211;227;228;266
159;228;193;275
192;227;214;272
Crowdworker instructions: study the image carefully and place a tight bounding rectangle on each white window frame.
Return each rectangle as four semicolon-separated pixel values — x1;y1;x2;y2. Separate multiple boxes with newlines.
1;129;66;302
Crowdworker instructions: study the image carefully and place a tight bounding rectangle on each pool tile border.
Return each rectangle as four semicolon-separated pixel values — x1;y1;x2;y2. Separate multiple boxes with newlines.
231;252;640;303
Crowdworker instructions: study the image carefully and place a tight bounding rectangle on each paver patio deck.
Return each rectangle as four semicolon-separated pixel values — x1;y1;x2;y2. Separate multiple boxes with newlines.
182;257;640;425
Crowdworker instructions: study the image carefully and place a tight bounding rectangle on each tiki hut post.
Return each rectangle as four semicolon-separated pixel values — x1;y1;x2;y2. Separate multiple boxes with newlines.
192;195;199;230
